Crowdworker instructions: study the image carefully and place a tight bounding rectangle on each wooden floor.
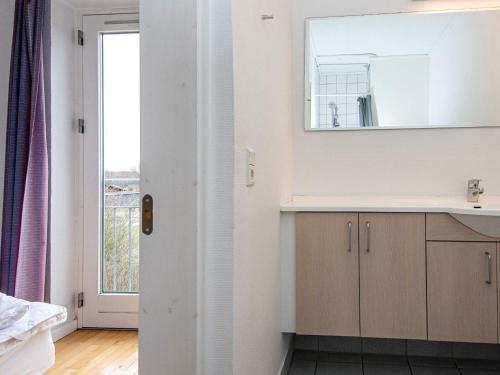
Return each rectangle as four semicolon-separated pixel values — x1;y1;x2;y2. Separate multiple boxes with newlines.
46;330;138;375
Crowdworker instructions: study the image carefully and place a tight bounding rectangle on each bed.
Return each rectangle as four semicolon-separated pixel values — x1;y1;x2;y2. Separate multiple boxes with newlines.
0;294;67;374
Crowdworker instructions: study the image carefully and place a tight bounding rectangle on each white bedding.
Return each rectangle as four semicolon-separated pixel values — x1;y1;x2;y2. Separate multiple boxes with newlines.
0;295;67;356
0;293;29;330
0;293;67;374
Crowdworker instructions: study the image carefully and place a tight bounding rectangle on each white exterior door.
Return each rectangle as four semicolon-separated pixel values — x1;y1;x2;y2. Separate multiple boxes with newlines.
82;13;140;328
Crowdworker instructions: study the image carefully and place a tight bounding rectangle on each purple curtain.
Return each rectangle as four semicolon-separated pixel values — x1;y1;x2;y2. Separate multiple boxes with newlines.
0;0;49;302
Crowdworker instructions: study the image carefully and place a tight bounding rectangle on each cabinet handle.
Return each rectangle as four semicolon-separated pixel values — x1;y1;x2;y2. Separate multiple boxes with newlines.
486;252;492;285
347;221;352;252
366;222;371;252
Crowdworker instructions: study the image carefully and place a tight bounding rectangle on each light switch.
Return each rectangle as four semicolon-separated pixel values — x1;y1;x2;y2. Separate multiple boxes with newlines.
247;148;256;187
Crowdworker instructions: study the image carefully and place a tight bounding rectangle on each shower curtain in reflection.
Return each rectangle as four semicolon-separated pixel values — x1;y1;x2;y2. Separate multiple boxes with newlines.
358;95;373;128
0;0;50;302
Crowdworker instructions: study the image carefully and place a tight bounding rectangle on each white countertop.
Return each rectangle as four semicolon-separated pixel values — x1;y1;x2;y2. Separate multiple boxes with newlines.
281;195;500;216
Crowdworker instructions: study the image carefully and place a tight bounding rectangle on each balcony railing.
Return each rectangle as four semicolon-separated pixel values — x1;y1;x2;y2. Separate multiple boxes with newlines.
103;178;140;293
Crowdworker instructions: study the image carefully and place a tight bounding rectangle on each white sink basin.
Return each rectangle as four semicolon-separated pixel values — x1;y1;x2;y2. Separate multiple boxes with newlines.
280;195;500;237
451;212;500;238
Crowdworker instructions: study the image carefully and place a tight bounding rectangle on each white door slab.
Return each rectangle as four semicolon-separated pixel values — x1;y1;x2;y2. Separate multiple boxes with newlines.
139;1;198;373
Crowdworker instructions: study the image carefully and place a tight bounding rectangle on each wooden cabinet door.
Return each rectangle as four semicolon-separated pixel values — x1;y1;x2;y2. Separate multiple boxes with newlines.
296;213;359;336
359;213;426;339
428;242;497;343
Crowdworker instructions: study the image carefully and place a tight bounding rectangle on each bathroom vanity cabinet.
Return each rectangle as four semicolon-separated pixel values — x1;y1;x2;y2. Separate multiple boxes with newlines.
294;211;500;343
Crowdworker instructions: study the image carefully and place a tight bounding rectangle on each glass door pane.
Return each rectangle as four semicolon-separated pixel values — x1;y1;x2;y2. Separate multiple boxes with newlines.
101;33;140;294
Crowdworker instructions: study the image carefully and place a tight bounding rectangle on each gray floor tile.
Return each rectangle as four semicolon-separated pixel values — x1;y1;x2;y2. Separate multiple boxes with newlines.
316;362;363;375
453;343;500;361
456;359;500;371
363;364;411;375
407;340;453;358
319;336;362;354
363;354;408;365
362;338;406;355
288;359;316;375
408;356;456;368
460;370;500;375
318;352;362;364
294;350;319;361
411;367;460;375
295;335;319;351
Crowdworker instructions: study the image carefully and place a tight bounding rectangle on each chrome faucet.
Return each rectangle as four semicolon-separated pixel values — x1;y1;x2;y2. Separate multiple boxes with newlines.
467;179;484;203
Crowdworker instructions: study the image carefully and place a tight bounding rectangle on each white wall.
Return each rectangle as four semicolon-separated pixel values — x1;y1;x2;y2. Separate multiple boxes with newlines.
293;0;500;197
50;0;78;322
370;55;429;127
0;1;15;233
232;0;293;374
68;0;138;10
429;11;500;127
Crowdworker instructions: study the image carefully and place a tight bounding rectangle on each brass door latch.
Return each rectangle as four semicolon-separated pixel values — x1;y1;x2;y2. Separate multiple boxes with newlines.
142;194;153;235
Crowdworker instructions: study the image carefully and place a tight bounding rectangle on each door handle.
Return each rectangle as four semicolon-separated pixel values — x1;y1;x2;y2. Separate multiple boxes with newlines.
142;194;153;235
347;221;352;252
366;222;371;252
485;252;492;285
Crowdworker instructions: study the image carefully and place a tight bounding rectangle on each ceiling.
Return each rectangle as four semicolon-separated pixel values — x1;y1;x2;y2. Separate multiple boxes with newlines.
309;11;473;57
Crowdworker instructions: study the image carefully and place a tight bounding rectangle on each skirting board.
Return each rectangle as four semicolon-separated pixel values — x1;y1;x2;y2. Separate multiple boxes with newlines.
278;335;294;375
51;319;77;342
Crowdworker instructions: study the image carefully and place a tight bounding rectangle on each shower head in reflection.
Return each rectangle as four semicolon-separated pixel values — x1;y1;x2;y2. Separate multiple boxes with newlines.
328;101;340;127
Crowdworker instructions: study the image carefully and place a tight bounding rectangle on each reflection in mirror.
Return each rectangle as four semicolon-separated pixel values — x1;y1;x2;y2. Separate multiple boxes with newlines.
305;9;500;130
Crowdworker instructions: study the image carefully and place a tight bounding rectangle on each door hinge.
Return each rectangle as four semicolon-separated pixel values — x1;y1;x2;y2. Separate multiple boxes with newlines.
77;292;84;308
78;118;85;134
77;29;84;46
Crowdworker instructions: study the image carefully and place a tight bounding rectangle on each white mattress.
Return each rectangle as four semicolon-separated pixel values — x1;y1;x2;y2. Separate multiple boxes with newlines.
0;329;55;375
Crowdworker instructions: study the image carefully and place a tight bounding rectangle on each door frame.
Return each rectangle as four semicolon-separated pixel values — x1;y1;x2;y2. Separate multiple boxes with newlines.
139;0;235;374
75;8;140;330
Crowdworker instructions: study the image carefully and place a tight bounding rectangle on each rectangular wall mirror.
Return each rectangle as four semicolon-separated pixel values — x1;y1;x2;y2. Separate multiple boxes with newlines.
304;9;500;131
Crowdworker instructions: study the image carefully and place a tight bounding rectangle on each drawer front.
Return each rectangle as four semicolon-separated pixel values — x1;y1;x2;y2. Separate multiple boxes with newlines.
426;214;500;242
